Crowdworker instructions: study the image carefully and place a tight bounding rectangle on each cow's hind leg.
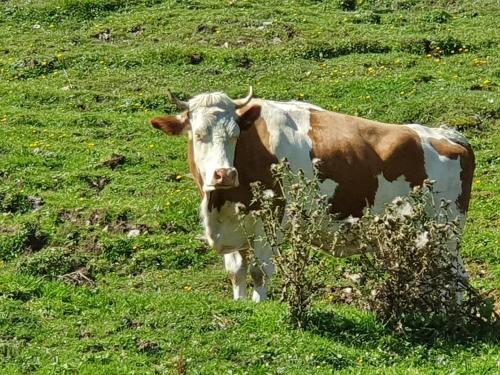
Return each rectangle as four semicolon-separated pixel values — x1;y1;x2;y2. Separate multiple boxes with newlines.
224;250;248;300
446;213;469;303
448;237;469;303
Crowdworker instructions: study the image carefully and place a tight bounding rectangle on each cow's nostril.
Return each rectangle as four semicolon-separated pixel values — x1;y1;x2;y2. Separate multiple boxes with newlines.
214;170;223;181
213;168;237;185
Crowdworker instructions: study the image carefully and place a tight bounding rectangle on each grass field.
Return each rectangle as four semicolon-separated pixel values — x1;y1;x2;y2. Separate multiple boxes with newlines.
0;0;499;373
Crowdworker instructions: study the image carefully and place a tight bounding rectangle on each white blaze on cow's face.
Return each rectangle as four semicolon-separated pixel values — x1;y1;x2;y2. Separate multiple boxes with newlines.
188;94;240;192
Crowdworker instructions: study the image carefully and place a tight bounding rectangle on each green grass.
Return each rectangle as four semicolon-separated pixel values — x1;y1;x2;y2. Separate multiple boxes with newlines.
0;0;499;373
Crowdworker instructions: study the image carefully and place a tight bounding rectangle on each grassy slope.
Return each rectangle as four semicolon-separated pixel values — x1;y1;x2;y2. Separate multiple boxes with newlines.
0;0;498;373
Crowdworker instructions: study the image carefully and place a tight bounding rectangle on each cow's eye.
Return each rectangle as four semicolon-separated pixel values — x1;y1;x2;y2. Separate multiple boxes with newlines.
195;132;208;142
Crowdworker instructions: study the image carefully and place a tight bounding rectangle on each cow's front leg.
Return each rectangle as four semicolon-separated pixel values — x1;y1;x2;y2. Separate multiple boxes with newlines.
250;237;275;303
224;250;248;300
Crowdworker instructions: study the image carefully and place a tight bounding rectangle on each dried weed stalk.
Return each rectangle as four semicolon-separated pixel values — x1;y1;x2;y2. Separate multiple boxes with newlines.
241;161;497;333
239;162;334;328
353;183;498;333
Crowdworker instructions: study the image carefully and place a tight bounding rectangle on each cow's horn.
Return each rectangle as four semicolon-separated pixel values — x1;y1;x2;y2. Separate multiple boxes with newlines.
166;89;189;110
233;86;253;109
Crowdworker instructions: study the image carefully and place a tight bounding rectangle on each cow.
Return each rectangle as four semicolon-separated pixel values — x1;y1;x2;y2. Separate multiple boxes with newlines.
150;87;475;302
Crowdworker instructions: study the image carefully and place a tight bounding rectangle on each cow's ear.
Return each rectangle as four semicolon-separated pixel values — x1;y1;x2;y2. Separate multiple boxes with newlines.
237;105;261;131
150;113;190;135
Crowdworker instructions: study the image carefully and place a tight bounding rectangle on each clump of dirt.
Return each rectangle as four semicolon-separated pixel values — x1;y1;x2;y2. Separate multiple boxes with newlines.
58;267;95;286
101;154;126;169
136;340;160;354
81;175;111;192
95;29;112;42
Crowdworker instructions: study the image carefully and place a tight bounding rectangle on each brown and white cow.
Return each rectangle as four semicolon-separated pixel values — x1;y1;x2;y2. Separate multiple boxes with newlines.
150;88;475;302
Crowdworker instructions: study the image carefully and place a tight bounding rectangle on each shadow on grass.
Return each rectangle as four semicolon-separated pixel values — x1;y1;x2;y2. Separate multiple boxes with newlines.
305;307;500;356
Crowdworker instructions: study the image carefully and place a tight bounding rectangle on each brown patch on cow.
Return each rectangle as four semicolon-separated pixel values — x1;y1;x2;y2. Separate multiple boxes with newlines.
150;112;189;135
208;113;278;211
309;111;427;218
237;104;261;130
429;138;475;212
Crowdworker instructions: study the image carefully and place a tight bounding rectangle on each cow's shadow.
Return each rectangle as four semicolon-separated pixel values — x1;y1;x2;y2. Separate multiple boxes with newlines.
305;308;500;356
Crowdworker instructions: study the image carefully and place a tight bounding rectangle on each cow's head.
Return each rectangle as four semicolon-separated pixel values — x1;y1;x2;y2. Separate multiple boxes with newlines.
150;87;261;192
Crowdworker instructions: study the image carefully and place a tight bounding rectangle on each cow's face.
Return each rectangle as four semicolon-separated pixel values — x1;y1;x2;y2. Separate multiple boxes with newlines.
150;90;260;192
190;101;241;191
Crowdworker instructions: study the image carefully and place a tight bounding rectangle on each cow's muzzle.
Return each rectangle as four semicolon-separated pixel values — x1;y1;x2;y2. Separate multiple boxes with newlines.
211;167;238;189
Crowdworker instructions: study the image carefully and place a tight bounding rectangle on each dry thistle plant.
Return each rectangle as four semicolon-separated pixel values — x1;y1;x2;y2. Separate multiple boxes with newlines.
239;161;498;333
352;183;498;334
238;161;335;328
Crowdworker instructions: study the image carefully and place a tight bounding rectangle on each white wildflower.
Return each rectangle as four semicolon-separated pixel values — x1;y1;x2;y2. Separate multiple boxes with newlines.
262;189;275;199
415;231;429;249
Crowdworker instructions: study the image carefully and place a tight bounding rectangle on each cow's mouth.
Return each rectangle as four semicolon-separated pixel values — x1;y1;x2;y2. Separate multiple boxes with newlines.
204;183;238;192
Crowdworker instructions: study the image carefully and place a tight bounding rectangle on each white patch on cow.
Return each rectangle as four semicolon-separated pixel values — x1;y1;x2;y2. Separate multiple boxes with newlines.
405;124;464;221
202;198;247;253
256;99;325;176
319;178;338;197
372;175;412;214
